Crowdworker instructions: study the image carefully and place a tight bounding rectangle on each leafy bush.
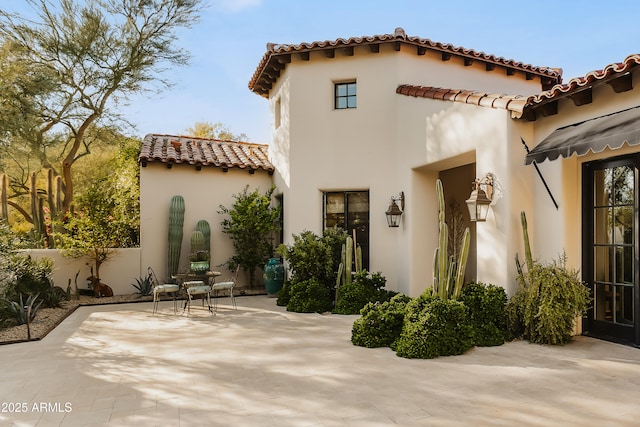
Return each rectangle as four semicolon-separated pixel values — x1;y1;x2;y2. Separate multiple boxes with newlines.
351;293;412;348
277;227;347;292
507;254;591;345
335;270;389;315
286;278;332;313
393;291;474;359
3;255;53;303
218;186;281;288
276;281;292;307
460;282;509;347
41;286;68;308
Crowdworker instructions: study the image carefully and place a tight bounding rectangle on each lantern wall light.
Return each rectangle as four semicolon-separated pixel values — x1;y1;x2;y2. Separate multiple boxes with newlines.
385;191;405;228
465;173;495;222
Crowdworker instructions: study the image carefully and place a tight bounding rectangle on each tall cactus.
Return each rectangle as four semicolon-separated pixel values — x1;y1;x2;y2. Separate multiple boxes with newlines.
55;175;63;213
190;230;205;254
0;173;8;221
521;211;534;273
29;171;45;235
168;195;185;278
336;235;355;290
196;219;211;254
515;211;534;285
432;179;470;300
46;169;55;216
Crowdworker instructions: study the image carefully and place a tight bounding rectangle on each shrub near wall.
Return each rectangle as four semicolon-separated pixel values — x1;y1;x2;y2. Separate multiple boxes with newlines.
460;282;509;347
351;293;412;348
393;291;474;359
285;278;332;313
277;228;347;312
335;270;392;315
507;254;590;345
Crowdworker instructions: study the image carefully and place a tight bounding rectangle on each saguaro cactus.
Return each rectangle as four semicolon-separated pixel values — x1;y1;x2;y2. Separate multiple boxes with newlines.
168;195;185;278
336;234;364;299
0;173;8;221
196;219;211;254
432;179;470;300
190;230;205;254
515;211;534;283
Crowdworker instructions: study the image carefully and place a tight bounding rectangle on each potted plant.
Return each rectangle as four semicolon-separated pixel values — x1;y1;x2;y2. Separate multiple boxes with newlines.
189;250;209;274
189;230;209;274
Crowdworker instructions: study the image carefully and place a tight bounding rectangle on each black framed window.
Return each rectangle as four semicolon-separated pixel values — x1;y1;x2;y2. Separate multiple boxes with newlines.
323;191;369;269
335;82;356;109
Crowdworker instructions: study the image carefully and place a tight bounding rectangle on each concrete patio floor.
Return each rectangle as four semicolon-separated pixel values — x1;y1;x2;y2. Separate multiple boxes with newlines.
2;296;640;427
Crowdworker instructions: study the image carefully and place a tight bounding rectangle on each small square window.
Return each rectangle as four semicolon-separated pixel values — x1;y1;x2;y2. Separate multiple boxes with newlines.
335;82;356;109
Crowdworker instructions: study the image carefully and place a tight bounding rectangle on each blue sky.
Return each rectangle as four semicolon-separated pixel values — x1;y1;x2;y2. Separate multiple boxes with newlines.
4;0;640;144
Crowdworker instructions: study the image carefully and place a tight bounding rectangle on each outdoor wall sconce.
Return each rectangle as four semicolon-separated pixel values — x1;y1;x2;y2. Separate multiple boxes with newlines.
465;173;494;222
385;192;405;227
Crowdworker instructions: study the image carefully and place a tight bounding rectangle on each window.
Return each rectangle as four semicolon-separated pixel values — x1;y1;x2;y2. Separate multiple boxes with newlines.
335;82;356;109
324;191;369;269
274;98;281;128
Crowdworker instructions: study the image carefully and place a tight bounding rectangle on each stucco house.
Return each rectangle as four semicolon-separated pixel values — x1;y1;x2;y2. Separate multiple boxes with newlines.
247;27;560;297
515;55;640;346
245;27;640;346
138;134;275;283
139;27;640;346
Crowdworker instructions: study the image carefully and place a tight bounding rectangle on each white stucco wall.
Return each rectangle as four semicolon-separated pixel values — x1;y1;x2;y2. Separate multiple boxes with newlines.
267;42;547;296
397;95;533;295
139;163;273;285
524;72;640;272
23;248;141;296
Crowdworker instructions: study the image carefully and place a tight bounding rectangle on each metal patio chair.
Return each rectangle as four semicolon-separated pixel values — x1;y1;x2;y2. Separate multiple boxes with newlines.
211;266;240;312
150;267;180;315
183;280;212;316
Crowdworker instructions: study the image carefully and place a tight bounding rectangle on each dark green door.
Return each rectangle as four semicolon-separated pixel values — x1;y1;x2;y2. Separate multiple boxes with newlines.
583;156;640;345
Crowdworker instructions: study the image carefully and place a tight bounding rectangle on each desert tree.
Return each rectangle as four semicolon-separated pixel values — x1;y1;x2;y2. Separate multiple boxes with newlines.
0;0;204;222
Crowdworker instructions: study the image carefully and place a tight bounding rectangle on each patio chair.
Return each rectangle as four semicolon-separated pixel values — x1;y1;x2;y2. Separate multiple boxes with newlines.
211;266;240;311
184;280;212;316
149;267;180;315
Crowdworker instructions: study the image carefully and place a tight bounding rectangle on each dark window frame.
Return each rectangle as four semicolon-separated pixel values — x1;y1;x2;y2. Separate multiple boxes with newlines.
334;81;357;110
583;154;640;345
323;190;369;269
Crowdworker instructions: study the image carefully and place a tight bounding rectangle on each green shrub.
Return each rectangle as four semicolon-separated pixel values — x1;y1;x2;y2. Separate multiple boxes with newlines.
3;255;54;303
351;293;412;348
507;254;591;345
276;281;292;307
460;282;509;347
393;292;474;359
335;270;389;315
41;286;68;308
277;227;347;293
286;278;332;313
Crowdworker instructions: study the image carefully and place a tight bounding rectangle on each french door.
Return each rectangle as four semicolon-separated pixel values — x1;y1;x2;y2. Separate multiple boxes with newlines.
583;155;640;345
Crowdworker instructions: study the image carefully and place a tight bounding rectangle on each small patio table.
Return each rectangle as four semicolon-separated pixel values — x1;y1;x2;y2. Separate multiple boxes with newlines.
172;271;221;314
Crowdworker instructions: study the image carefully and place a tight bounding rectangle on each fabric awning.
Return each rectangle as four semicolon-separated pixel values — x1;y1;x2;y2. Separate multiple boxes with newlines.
525;105;640;164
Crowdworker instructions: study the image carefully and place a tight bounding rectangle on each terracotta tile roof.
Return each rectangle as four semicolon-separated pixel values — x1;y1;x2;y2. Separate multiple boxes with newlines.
521;53;640;113
139;134;274;174
396;84;529;114
249;27;562;97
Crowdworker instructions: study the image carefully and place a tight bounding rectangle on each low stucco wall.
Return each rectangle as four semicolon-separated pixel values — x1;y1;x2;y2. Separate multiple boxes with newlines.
23;248;142;296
